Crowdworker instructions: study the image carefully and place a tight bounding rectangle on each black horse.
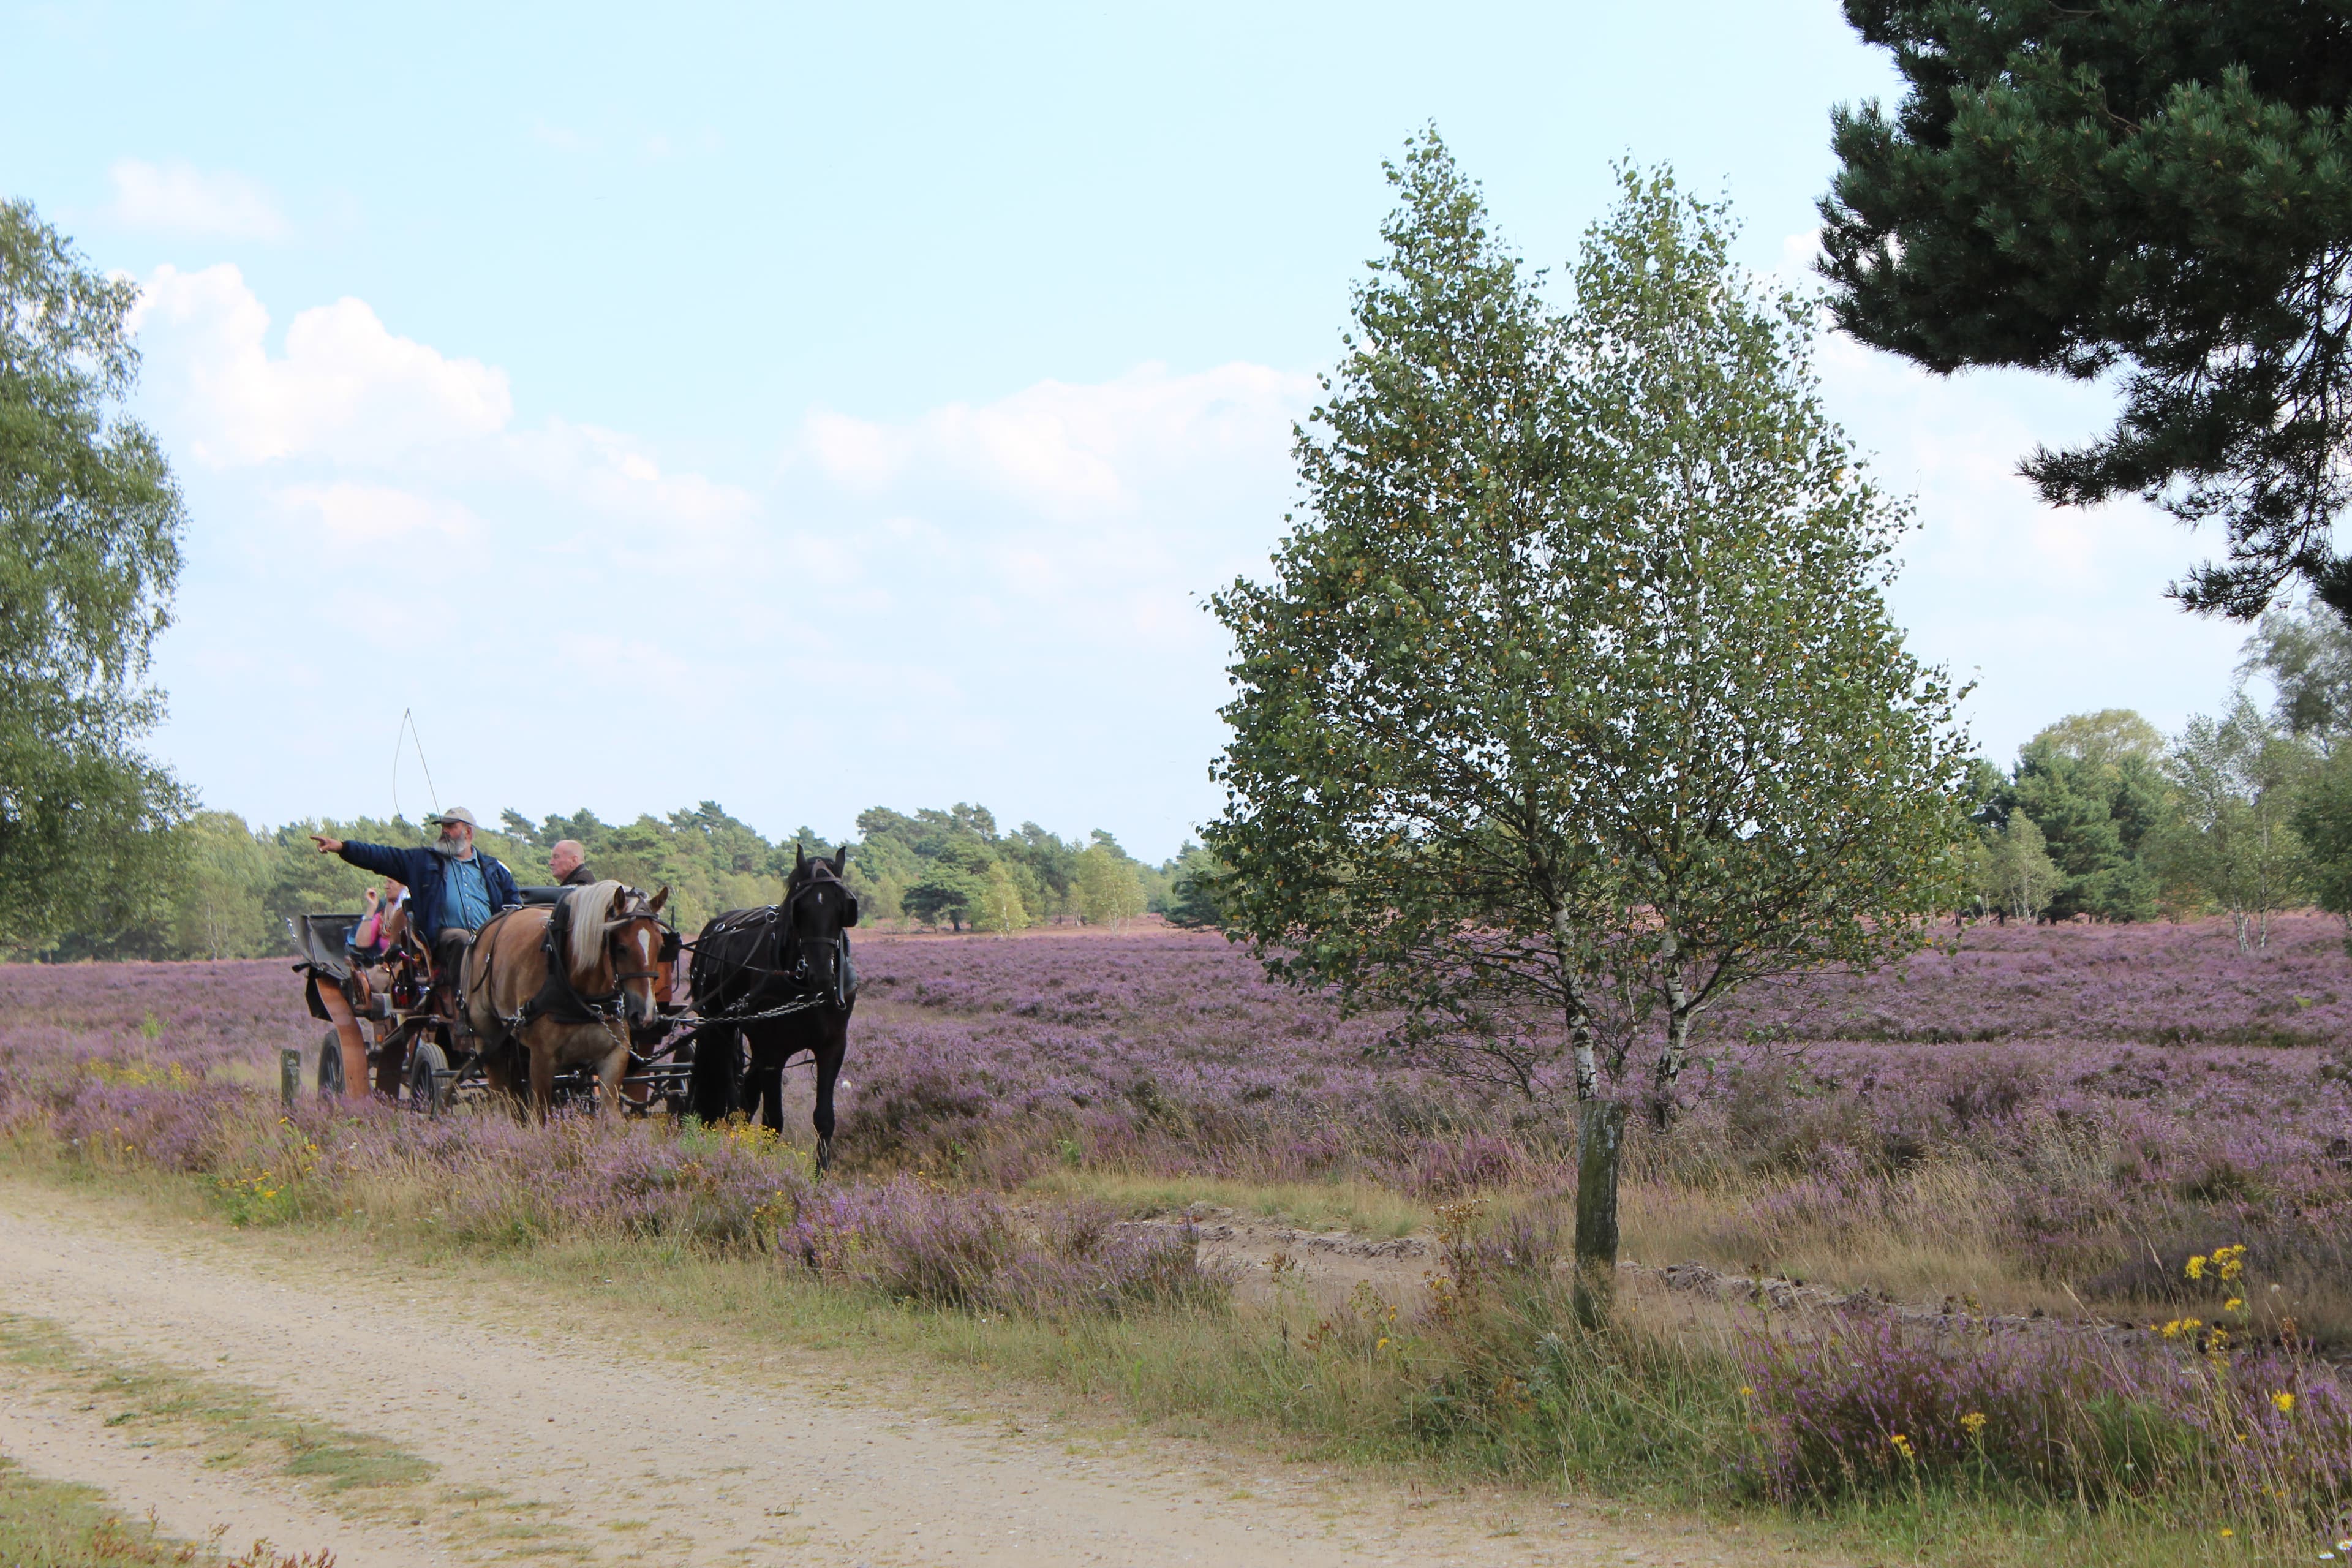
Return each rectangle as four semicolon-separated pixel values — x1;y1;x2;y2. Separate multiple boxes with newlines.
685;845;859;1169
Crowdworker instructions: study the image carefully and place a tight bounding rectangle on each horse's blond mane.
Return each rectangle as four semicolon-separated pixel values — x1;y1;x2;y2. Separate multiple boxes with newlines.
568;880;627;984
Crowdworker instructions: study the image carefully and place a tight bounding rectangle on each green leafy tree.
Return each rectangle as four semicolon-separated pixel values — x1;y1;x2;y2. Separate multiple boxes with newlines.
1072;841;1145;927
903;869;982;930
2293;743;2352;946
974;860;1030;935
2243;601;2352;745
2154;697;2315;953
1975;812;2062;923
0;198;189;946
1208;142;1967;1126
172;811;273;959
1165;841;1227;929
1823;4;2352;616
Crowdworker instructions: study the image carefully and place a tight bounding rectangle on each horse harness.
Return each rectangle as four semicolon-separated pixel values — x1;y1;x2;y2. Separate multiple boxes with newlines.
481;888;664;1038
691;875;858;1024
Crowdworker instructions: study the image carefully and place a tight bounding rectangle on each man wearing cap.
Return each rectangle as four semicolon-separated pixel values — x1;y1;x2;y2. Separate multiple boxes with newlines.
311;809;521;1012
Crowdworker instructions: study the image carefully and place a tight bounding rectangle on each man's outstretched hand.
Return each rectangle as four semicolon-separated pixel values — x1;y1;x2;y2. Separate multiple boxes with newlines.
311;834;344;854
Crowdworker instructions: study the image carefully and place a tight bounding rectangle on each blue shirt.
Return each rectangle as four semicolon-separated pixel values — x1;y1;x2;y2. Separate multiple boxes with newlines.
439;853;494;932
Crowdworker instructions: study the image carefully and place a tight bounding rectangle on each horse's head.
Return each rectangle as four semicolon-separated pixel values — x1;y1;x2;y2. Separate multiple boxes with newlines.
786;845;857;1008
567;880;671;1027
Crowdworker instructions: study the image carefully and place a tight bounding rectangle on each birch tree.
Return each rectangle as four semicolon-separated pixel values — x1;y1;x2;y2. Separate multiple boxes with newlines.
1207;144;1967;1126
1208;134;1627;1109
1;198;189;944
2156;698;2313;953
1563;169;1970;1122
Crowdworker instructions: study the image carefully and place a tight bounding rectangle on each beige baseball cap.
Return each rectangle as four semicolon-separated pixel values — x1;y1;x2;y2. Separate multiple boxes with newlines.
428;807;480;828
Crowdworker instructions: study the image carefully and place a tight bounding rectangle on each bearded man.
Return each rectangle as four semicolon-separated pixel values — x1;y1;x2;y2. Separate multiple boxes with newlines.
312;809;521;1011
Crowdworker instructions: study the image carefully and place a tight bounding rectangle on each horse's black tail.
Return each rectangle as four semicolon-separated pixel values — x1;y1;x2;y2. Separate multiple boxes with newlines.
687;1022;742;1123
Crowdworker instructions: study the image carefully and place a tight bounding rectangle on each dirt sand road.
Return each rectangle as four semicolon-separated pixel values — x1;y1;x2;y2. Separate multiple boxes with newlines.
0;1185;1765;1567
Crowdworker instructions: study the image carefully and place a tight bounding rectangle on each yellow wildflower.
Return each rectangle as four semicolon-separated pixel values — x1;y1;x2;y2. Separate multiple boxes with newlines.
1376;1337;1390;1350
1739;1385;1755;1398
2225;1297;2244;1312
1890;1433;1915;1460
2186;1254;2207;1280
1960;1412;1988;1436
2273;1392;2296;1414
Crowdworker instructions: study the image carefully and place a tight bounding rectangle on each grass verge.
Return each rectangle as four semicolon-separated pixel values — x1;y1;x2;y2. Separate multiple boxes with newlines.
3;1116;2336;1568
0;1452;337;1567
1023;1167;1427;1236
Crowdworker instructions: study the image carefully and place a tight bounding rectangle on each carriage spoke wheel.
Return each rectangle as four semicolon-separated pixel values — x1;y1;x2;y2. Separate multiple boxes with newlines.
405;1038;450;1116
315;1030;345;1098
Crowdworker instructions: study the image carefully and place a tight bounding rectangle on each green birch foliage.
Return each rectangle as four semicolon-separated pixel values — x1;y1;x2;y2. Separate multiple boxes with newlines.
1208;134;1624;1105
1073;842;1145;926
0;198;188;946
1562;170;1972;1114
1208;141;1968;1112
2157;697;2315;953
975;861;1031;934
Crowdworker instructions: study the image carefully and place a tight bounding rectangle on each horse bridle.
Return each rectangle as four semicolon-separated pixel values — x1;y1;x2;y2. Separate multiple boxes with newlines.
605;899;668;988
780;875;855;999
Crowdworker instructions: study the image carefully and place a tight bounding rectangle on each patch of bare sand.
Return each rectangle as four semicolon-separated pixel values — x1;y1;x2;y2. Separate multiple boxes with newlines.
0;1181;1787;1567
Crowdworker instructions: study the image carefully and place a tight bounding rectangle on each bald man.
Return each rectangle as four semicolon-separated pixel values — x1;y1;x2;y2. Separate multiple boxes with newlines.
550;840;595;886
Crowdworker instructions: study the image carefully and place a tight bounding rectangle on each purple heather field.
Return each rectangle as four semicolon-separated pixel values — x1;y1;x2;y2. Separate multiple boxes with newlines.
9;918;2352;1518
6;916;2350;1305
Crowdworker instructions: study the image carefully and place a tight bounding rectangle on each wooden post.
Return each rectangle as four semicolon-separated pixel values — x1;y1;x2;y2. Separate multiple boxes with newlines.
279;1048;300;1107
1572;1098;1627;1330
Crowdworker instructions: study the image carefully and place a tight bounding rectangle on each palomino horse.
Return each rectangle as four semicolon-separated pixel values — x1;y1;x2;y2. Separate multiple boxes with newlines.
686;845;859;1169
463;880;669;1119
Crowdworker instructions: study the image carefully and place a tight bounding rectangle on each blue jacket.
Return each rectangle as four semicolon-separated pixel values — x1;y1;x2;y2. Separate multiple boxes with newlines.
337;840;521;936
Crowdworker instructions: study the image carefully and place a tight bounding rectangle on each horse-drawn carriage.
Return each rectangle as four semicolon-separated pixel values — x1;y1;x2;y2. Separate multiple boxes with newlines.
288;885;696;1115
288;847;862;1166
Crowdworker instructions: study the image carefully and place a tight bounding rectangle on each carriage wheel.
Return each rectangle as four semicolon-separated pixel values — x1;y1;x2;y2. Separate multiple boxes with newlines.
315;1030;345;1097
405;1039;450;1116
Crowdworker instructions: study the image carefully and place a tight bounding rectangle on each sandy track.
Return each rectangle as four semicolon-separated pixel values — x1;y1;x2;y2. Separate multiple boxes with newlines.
0;1186;1759;1567
0;1387;411;1565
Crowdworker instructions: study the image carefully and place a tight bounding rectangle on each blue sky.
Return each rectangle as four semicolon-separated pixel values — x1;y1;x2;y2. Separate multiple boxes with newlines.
2;2;2249;859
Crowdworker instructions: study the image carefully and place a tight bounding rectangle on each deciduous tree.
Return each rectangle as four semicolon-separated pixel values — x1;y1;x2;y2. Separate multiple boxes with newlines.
975;860;1030;935
1208;143;1968;1130
0;198;188;944
1073;842;1145;927
2153;698;2313;953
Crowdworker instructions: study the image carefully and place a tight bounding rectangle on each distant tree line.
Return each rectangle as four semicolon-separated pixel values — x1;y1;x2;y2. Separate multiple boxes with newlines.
1959;601;2352;952
15;801;1199;962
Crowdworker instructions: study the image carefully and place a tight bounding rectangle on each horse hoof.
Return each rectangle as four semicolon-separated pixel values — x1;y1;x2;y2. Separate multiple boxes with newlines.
815;1138;833;1178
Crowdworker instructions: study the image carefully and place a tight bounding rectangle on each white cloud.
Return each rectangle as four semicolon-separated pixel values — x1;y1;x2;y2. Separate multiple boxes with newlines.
129;266;1306;851
277;484;484;552
108;159;287;240
1812;318;2247;759
793;361;1313;523
129;264;510;466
